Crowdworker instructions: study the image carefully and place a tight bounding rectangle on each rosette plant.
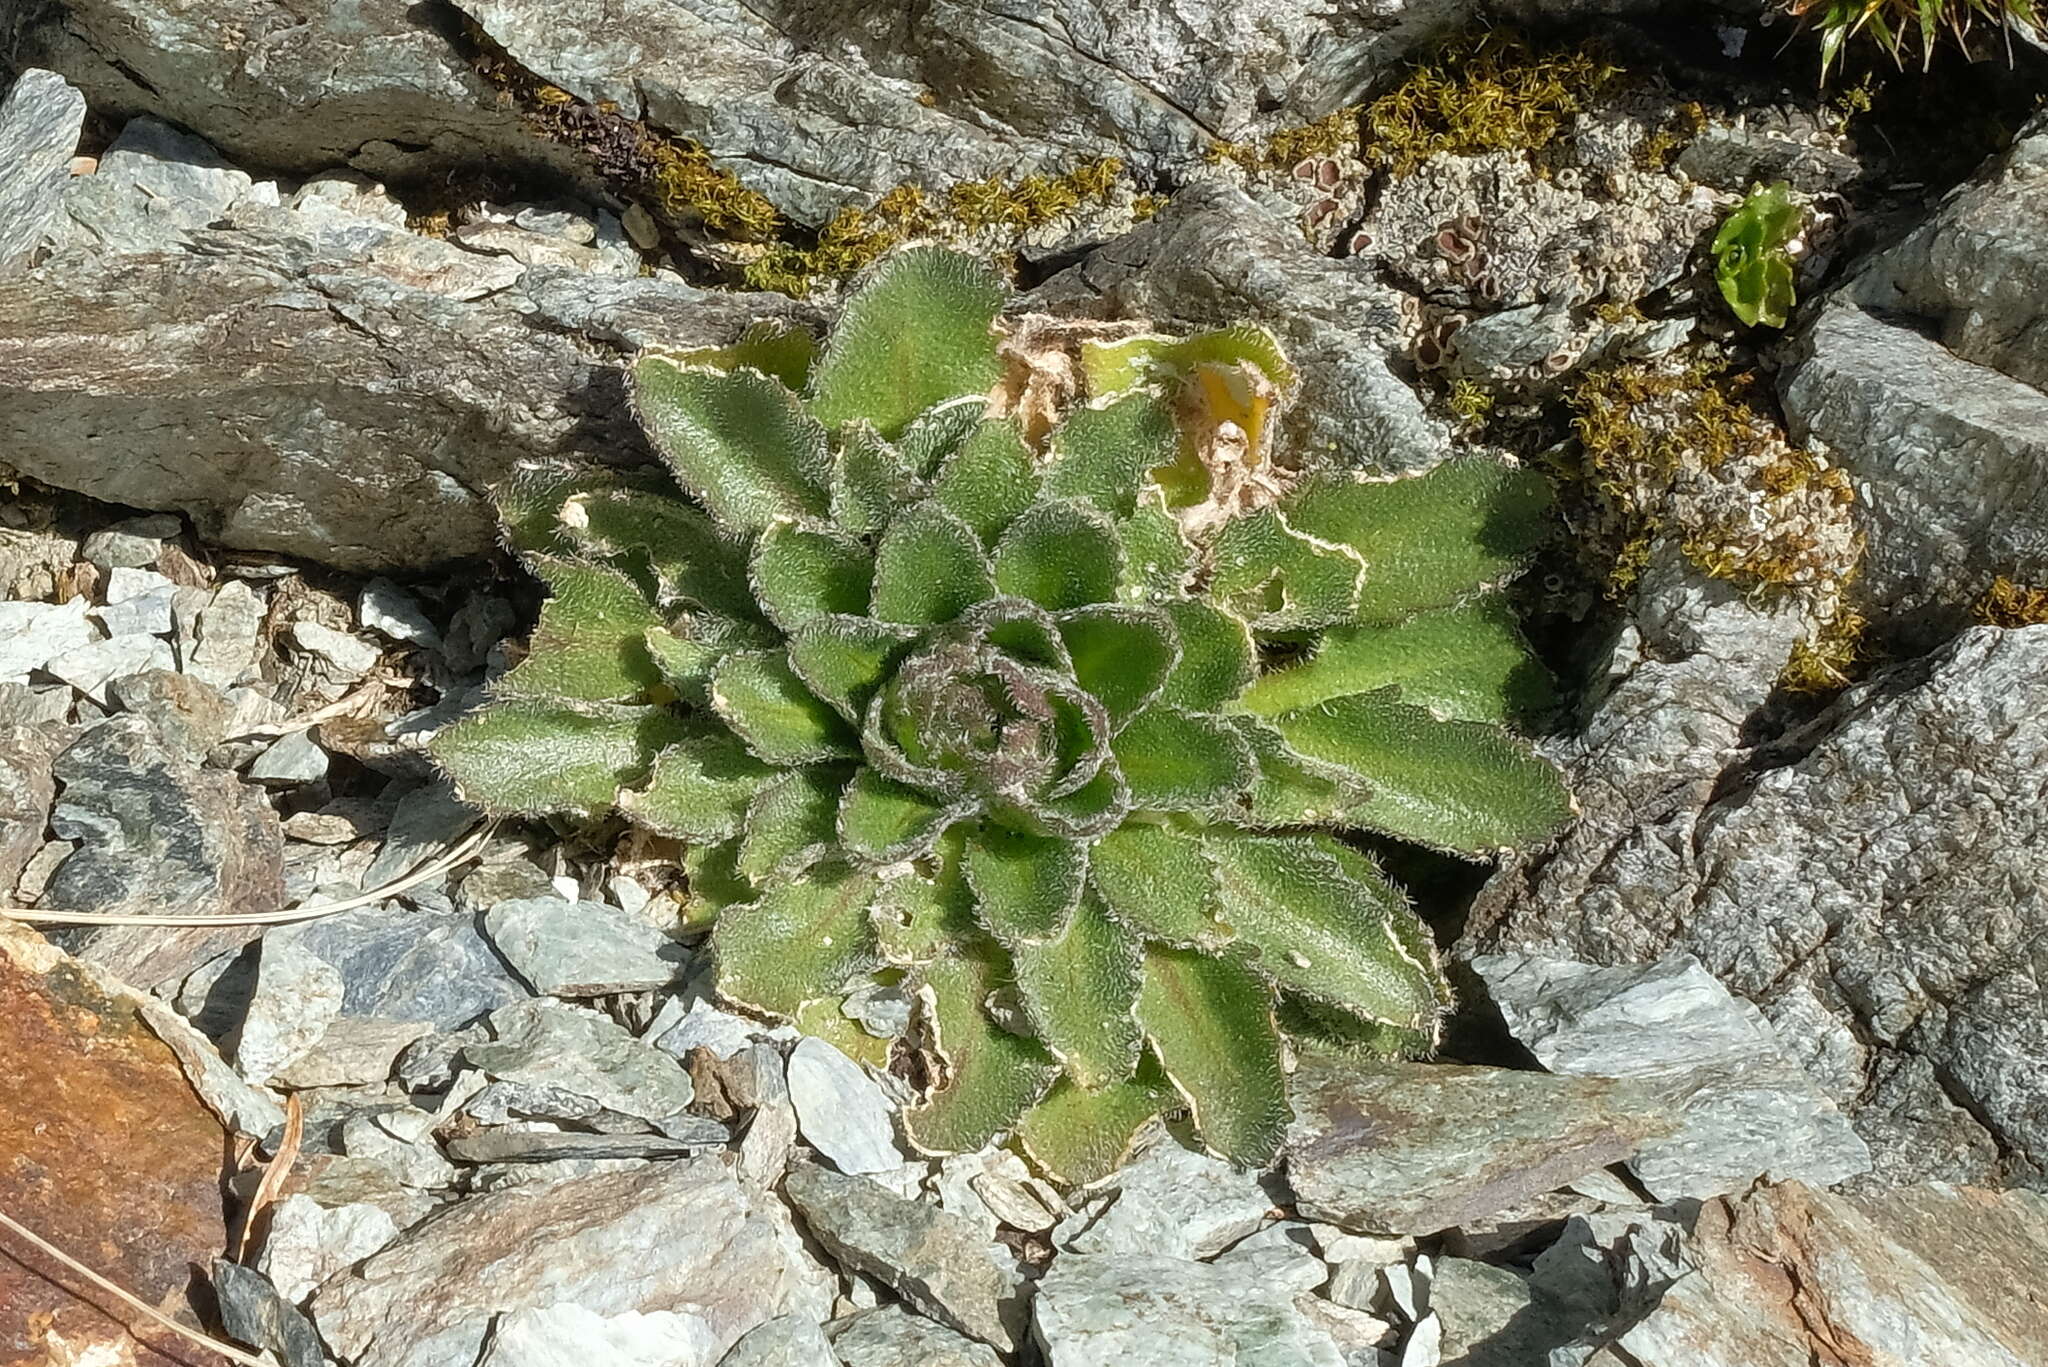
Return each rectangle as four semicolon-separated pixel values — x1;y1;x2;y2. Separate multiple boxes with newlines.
433;248;1571;1180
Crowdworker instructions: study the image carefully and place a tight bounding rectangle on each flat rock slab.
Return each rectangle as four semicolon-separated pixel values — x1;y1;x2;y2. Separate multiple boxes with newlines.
312;1156;834;1367
459;998;699;1137
478;1303;722;1367
1056;1138;1273;1260
1284;1053;1672;1236
0;926;232;1367
1032;1252;1345;1367
783;1162;1026;1354
0;722;61;888
717;1314;839;1367
0;68;85;269
1472;952;1871;1200
785;1035;901;1176
828;1306;1004;1367
484;895;688;996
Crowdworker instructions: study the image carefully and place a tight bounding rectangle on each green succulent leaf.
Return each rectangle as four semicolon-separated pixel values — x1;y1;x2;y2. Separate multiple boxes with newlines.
807;248;1007;440
1088;820;1231;950
871;501;998;625
750;522;874;631
992;499;1125;611
433;698;686;817
713;864;881;1017
1283;459;1553;622
786;615;919;722
661;319;818;390
1081;324;1297;399
1012;893;1145;1089
642;626;721;704
632;359;831;535
1241;596;1553;724
1713;183;1802;330
1203;830;1443;1029
1271;691;1573;853
1055;604;1179;728
1016;1066;1170;1186
870;827;978;964
1040;395;1180;518
738;766;850;881
1153;599;1255;711
903;949;1062;1155
839;769;970;864
963;825;1089;945
1112;706;1257;813
1136;947;1289;1166
831;422;921;537
1117;494;1196;598
896;399;991;480
681;838;750;927
1208;508;1363;631
932;422;1041;545
563;489;764;627
1226;714;1373;829
710;649;860;764
495;557;663;703
618;722;779;840
493;461;673;557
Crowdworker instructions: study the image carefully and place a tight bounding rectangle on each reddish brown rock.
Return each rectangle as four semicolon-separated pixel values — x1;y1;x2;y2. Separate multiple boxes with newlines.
0;926;236;1367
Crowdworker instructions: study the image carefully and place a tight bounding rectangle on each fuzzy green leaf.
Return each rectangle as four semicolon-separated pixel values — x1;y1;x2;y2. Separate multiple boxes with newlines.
807;249;1007;440
991;499;1124;611
1283;459;1553;621
999;762;1131;841
839;770;967;863
738;766;850;881
750;522;874;631
831;422;921;537
1272;691;1572;852
871;827;978;964
903;948;1062;1154
562;489;764;628
1154;599;1256;711
433;699;685;817
710;650;859;764
1137;947;1289;1166
1087;821;1231;949
1039;395;1179;518
642;626;721;704
662;319;818;390
496;557;663;703
1016;1067;1170;1186
1225;714;1372;828
1111;706;1256;813
871;502;997;625
632;360;831;535
493;461;673;557
1081;324;1296;398
681;838;750;927
1208;508;1363;631
713;864;880;1017
1203;830;1443;1029
896;399;990;480
1118;496;1196;599
963;826;1089;945
1012;894;1144;1089
787;615;918;722
618;723;779;840
1242;596;1551;723
1055;604;1178;728
931;421;1040;545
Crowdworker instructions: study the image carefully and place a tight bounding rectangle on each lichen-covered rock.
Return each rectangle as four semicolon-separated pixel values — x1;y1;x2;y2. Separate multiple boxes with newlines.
1471;626;2048;1187
0;68;86;271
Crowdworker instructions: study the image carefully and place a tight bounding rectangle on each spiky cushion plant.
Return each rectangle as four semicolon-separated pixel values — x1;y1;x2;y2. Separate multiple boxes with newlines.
432;248;1572;1181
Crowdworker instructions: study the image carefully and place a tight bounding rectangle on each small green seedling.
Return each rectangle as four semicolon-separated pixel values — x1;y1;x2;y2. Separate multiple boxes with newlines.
1713;182;1803;330
432;249;1573;1179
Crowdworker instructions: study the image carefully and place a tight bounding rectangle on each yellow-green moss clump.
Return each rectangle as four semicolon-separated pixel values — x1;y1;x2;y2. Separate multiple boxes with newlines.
1568;354;1861;601
1363;30;1622;175
1779;606;1868;693
1976;575;2048;627
1208;108;1362;172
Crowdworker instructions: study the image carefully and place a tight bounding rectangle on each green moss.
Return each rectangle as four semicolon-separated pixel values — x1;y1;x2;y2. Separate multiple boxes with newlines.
1444;377;1496;430
1209;108;1361;172
1363;30;1622;175
1976;575;2048;627
1778;608;1867;693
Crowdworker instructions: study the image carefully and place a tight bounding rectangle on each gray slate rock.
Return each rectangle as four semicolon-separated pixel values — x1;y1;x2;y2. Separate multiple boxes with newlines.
717;1314;839;1367
311;1156;834;1367
360;781;479;888
0;69;86;270
80;513;182;572
443;1126;726;1164
185;580;265;688
248;729;331;785
1472;626;2048;1187
1032;1253;1344;1367
785;1037;902;1176
0;724;62;890
460;999;699;1138
1472;953;1871;1200
210;1260;327;1367
827;1307;1001;1367
43;714;283;987
359;578;441;648
483;895;688;996
1284;1054;1672;1236
266;901;531;1031
1055;1138;1273;1260
107;669;235;759
478;1303;723;1367
41;632;177;703
0;597;96;679
783;1163;1027;1355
